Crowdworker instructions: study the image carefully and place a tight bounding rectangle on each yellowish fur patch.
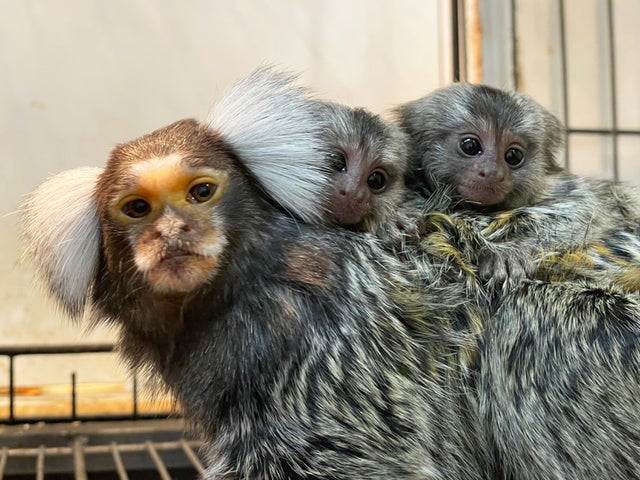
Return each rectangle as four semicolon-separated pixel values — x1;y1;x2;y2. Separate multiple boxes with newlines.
617;267;640;292
110;156;228;225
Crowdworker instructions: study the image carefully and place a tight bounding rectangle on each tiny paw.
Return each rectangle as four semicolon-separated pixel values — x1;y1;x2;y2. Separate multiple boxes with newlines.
479;248;537;286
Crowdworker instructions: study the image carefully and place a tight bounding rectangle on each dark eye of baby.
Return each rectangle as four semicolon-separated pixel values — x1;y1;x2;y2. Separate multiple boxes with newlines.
327;151;347;172
367;170;387;192
505;148;525;167
459;137;482;156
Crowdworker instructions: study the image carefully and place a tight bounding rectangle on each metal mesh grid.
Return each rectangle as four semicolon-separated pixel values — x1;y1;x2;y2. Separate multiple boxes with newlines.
0;420;204;479
546;0;639;176
0;345;201;478
0;345;172;425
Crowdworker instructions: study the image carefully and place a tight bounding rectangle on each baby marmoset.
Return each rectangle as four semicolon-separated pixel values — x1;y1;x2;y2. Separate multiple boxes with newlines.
209;67;411;235
396;83;640;289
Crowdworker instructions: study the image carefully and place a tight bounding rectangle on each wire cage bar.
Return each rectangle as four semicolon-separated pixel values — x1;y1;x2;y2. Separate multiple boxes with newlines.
506;0;640;176
0;419;205;478
0;344;171;425
0;345;204;478
459;1;640;177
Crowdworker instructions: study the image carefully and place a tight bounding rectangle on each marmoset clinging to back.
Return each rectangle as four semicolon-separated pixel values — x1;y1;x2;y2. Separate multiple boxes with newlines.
319;102;409;232
396;83;563;210
392;83;640;478
396;83;640;287
208;67;410;234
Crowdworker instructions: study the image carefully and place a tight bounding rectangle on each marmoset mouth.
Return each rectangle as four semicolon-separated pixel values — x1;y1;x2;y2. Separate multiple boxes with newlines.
159;248;201;262
459;184;508;206
148;250;218;294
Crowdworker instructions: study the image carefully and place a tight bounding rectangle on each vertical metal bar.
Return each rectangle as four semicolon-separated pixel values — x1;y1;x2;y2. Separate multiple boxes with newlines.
558;0;570;169
464;0;483;83
71;372;77;420
36;445;45;480
110;442;130;480
606;0;619;180
145;441;172;480
8;356;14;422
451;0;461;82
180;439;205;473
0;447;8;479
73;438;88;480
510;0;519;89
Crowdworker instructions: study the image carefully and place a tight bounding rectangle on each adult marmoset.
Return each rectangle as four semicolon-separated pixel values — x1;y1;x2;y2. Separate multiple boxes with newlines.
22;117;486;479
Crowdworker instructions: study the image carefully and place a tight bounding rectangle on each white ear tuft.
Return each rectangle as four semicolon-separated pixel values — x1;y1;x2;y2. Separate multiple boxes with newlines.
21;167;103;318
208;66;331;223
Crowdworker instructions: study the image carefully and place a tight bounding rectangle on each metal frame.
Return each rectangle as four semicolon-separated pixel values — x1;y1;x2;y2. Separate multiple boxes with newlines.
476;0;640;177
451;0;463;82
0;419;204;478
0;344;172;425
551;0;640;175
1;439;204;480
0;341;200;477
464;0;640;176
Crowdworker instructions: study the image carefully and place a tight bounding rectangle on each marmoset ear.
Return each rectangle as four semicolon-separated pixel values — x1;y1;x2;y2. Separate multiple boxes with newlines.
208;66;332;223
21;166;103;317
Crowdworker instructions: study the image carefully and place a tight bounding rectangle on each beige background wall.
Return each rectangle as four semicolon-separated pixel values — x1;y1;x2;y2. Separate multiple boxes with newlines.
0;0;452;389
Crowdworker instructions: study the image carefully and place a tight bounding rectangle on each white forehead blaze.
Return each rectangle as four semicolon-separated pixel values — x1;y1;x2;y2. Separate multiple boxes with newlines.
129;153;185;183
